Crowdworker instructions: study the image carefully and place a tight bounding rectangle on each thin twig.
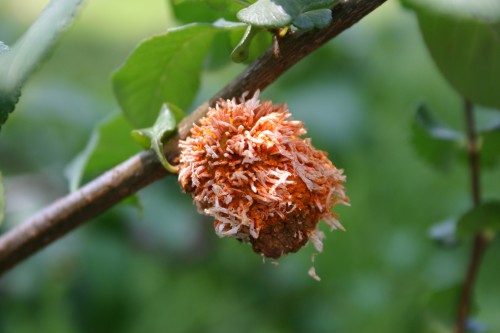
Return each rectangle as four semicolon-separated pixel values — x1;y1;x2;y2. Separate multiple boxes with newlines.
455;99;488;333
0;0;386;275
464;99;481;207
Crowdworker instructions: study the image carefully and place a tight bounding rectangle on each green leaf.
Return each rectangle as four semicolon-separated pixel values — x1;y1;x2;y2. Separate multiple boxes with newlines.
237;0;334;29
131;103;184;173
423;285;480;332
65;113;141;192
480;121;500;168
229;24;272;64
0;92;20;131
411;103;464;171
0;0;84;130
406;0;500;109
113;21;244;128
292;9;332;30
403;0;500;21
231;25;263;63
0;171;5;225
168;0;244;23
457;201;500;238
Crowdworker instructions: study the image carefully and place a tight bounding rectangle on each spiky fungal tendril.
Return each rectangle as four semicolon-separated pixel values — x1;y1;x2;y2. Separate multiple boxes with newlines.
178;92;349;258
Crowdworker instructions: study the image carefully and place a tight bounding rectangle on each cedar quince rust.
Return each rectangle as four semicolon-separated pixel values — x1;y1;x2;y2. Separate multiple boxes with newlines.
178;91;349;259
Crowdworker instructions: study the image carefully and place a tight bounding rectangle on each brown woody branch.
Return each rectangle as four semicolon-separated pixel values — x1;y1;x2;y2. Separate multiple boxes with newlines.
455;99;489;333
0;0;386;275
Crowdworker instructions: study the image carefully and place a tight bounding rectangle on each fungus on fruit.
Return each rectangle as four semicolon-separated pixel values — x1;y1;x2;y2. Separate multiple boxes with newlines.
178;91;348;258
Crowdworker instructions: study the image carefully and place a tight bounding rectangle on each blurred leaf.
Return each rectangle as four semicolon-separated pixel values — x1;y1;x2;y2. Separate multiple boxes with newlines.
121;195;144;215
425;286;461;330
168;0;244;23
466;319;488;333
403;0;500;21
65;113;140;192
0;42;8;53
205;32;235;69
0;171;4;225
411;103;464;171
237;0;334;29
0;42;17;130
0;92;20;132
479;122;500;168
406;0;500;109
0;0;84;130
428;219;459;248
425;285;480;332
131;103;184;172
457;201;500;238
113;21;244;128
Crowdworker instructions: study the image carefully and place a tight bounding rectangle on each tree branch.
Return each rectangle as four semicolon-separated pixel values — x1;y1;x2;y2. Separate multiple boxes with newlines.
0;0;386;275
455;99;488;333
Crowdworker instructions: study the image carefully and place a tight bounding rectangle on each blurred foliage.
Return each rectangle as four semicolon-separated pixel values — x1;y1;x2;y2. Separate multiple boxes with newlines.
0;0;84;129
404;0;500;109
64;113;140;192
411;103;464;172
0;171;4;225
1;1;500;333
457;202;500;239
480;120;500;169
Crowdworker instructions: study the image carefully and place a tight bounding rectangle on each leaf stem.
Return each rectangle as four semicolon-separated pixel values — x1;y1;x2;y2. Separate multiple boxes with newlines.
153;141;178;174
455;99;488;333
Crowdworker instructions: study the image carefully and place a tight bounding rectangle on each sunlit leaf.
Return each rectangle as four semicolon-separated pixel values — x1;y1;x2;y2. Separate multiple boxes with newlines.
113;21;244;128
457;201;500;238
0;171;4;225
405;0;500;108
411;103;464;171
131;103;184;173
0;0;84;130
65;113;140;192
237;0;334;29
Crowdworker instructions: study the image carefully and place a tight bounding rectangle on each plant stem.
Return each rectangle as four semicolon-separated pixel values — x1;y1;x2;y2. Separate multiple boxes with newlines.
455;99;488;333
0;0;387;275
464;99;480;207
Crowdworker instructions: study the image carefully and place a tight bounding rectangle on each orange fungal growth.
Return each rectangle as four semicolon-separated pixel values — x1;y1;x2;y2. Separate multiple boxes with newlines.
178;91;349;258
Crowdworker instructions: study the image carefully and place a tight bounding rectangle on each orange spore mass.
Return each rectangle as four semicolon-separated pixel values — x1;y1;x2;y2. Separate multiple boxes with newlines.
178;92;348;258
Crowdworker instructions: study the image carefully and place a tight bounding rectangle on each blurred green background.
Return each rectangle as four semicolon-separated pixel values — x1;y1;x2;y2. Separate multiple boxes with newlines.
1;1;499;332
